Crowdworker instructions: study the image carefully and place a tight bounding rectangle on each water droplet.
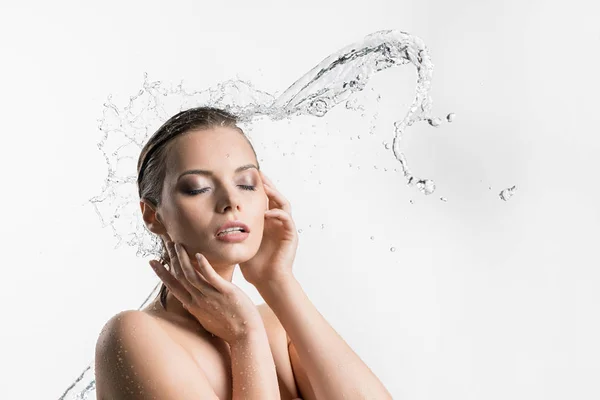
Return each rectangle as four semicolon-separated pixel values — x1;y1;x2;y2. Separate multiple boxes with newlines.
427;117;442;127
499;185;517;201
308;99;329;117
81;30;445;398
390;247;396;252
416;179;436;195
446;113;455;122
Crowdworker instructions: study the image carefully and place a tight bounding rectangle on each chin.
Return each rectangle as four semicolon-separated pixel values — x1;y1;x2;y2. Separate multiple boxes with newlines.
210;240;259;260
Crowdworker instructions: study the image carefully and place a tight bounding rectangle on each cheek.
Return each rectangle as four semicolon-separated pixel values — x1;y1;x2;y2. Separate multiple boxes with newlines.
253;210;266;235
175;210;210;236
256;211;265;229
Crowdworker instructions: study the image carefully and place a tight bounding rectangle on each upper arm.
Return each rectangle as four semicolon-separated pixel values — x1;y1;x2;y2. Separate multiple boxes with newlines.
258;303;317;400
94;310;219;400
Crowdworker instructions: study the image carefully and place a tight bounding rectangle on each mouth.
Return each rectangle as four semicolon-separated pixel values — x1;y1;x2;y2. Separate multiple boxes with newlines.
215;230;250;242
216;228;248;237
215;220;250;237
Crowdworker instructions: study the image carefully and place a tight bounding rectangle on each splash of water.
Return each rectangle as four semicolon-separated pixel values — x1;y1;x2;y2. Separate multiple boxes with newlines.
61;29;448;399
499;185;518;201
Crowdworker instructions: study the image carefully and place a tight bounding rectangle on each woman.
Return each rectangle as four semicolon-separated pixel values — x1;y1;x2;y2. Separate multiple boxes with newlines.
94;106;392;399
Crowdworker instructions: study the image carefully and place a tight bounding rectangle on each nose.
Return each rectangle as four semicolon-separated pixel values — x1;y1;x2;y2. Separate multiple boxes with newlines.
217;184;243;213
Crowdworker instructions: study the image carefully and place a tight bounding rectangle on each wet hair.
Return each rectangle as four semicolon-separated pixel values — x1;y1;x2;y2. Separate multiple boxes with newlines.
136;106;260;310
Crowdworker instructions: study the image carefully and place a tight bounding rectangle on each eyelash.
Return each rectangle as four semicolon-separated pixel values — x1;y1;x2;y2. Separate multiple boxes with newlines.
187;185;257;195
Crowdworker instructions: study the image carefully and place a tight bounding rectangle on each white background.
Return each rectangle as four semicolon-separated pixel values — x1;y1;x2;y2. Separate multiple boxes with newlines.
1;1;599;399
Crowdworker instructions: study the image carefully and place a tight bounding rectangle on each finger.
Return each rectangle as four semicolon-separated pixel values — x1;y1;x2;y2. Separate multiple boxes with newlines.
265;208;297;235
263;181;292;215
167;241;207;299
166;241;184;279
259;172;285;200
167;241;211;290
260;171;279;189
175;243;219;294
149;260;192;305
194;253;230;294
259;170;274;186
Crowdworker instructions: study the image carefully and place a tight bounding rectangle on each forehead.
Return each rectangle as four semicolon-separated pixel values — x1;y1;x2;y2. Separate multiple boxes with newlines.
166;126;254;173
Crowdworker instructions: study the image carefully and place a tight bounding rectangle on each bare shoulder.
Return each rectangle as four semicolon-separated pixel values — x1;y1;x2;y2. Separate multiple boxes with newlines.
94;310;145;356
94;310;218;400
95;310;157;350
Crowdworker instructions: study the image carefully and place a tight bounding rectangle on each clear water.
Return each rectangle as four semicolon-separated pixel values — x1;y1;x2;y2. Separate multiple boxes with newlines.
60;29;513;399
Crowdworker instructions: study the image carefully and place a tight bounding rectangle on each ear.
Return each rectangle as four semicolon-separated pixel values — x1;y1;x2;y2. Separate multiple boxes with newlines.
140;200;166;235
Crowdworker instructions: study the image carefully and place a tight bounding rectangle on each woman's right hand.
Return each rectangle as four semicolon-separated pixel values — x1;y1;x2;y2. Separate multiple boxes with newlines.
149;241;265;344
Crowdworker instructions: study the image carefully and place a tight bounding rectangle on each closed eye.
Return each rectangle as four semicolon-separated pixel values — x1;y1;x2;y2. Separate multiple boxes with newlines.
187;185;256;195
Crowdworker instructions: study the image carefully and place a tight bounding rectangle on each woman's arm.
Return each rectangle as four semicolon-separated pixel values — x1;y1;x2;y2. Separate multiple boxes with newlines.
229;328;281;400
256;275;393;400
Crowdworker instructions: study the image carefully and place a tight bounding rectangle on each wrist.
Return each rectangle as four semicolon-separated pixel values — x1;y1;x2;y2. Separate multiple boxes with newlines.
228;326;269;347
255;272;297;295
255;274;300;312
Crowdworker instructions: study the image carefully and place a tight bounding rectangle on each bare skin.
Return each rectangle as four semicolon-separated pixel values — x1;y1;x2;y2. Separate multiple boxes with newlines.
94;126;306;399
137;294;303;400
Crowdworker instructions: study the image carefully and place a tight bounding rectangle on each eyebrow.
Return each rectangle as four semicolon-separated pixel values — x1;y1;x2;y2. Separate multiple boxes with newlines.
177;164;258;181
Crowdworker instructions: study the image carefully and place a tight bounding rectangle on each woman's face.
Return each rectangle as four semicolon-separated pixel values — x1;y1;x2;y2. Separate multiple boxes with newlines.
156;126;268;271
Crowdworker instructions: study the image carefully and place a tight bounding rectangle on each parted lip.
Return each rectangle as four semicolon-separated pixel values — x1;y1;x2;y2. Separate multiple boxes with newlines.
215;220;250;236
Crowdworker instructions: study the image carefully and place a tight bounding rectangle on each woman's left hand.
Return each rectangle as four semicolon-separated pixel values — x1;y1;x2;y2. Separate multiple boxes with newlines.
239;171;299;287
